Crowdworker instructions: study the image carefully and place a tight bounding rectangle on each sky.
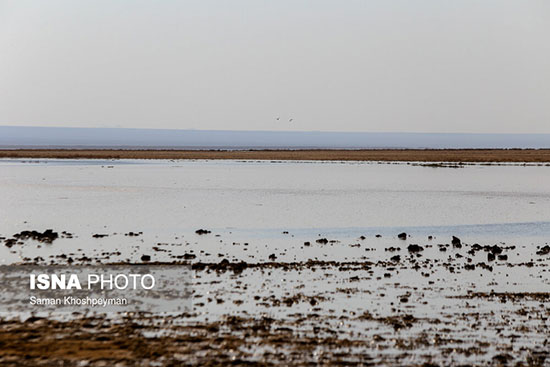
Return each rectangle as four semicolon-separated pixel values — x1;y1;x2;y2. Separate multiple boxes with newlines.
0;0;549;133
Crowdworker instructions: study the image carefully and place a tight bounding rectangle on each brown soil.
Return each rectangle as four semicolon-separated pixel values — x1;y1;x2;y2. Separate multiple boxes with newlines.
1;313;548;367
1;149;550;162
0;316;404;366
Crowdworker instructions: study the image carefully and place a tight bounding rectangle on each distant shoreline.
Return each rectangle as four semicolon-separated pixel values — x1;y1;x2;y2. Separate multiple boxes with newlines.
2;127;550;150
1;149;550;163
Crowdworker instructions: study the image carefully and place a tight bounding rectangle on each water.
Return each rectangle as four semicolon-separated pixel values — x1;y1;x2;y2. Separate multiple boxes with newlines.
2;126;550;148
1;159;549;365
1;159;550;235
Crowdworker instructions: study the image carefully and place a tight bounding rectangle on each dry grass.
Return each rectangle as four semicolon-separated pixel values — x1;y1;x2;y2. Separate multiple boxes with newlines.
1;149;550;162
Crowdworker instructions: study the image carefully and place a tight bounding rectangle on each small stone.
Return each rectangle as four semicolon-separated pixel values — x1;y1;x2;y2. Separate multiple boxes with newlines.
407;244;424;253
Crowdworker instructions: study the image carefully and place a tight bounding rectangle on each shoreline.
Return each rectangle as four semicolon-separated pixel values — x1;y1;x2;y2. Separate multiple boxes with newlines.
1;148;550;162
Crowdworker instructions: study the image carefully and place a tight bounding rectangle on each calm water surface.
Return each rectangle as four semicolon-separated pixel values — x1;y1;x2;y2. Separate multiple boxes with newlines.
1;159;549;236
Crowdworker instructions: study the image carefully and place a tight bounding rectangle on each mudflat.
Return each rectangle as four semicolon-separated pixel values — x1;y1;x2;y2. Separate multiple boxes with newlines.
1;149;550;162
2;159;549;366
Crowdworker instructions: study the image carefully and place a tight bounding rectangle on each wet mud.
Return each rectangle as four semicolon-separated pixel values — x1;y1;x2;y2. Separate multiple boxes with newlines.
1;229;549;366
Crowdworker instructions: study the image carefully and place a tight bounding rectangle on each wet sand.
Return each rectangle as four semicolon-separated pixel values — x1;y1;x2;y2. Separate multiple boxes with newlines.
1;148;550;162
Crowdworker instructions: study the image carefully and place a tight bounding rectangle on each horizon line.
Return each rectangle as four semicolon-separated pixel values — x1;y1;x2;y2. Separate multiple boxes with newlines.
2;125;550;136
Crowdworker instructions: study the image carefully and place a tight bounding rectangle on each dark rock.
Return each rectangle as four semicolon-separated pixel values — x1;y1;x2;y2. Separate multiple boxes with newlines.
195;229;211;235
192;259;249;274
536;245;550;256
407;244;424;253
397;232;407;240
390;255;401;262
477;262;493;272
141;255;151;262
316;238;329;244
191;263;206;271
13;229;59;244
25;316;45;323
451;236;461;247
42;229;58;241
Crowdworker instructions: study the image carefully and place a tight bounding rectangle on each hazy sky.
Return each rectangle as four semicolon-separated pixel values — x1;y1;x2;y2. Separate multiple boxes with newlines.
1;1;549;133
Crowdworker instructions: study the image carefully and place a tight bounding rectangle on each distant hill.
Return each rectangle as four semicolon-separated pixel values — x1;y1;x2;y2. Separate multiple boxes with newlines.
0;126;548;149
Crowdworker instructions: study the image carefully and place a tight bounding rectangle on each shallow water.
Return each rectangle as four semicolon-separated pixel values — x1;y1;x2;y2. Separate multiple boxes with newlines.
0;159;548;261
1;159;549;365
1;159;550;233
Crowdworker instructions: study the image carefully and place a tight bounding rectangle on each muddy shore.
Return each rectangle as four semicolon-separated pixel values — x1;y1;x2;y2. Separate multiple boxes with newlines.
1;311;548;367
1;148;550;162
1;159;549;366
2;228;549;366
